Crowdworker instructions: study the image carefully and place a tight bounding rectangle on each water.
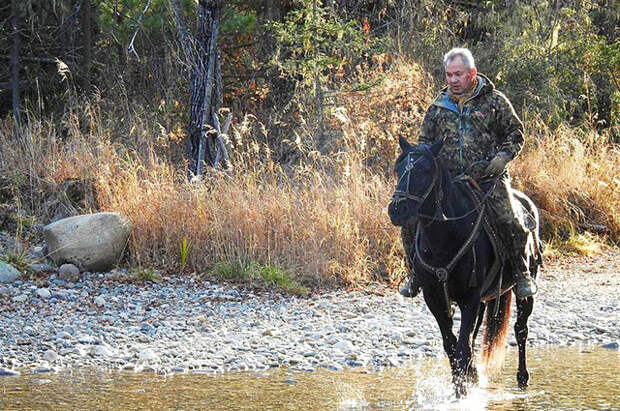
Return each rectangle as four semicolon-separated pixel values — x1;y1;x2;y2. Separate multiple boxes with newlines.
1;347;618;410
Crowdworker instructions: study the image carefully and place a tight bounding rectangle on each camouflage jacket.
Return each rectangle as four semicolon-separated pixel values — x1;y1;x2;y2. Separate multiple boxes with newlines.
419;74;525;180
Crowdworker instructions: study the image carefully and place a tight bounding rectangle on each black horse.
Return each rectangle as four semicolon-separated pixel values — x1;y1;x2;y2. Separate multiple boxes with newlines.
387;136;542;397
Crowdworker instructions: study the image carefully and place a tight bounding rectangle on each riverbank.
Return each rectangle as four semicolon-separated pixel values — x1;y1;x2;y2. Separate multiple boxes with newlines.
0;250;618;376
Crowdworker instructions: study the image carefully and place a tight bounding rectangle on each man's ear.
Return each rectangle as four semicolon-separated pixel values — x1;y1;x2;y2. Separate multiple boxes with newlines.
399;135;412;152
471;67;477;78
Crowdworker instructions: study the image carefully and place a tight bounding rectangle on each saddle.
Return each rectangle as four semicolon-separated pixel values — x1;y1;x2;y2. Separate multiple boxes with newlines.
455;179;508;302
413;176;507;311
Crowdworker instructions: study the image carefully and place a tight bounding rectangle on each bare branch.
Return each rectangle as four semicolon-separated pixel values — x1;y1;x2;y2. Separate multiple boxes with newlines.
127;0;152;61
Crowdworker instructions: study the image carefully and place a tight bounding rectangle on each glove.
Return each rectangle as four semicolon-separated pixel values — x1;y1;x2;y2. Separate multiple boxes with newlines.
485;153;510;176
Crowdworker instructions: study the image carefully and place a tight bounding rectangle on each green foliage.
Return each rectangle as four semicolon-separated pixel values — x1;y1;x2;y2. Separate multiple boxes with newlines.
220;8;257;36
269;0;369;88
212;260;310;295
179;237;190;272
0;249;31;276
389;0;617;132
131;267;161;282
98;0;193;44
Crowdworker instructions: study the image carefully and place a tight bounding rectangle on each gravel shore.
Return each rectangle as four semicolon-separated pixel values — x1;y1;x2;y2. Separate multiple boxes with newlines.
0;249;618;376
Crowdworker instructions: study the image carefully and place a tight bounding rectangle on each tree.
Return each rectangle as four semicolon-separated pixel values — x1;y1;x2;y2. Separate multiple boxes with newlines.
270;0;367;146
169;0;231;176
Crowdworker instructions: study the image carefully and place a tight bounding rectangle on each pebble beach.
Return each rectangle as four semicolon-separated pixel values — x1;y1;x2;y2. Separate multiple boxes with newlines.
0;249;618;377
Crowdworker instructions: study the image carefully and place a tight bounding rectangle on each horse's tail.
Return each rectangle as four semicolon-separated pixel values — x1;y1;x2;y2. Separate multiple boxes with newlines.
482;291;512;373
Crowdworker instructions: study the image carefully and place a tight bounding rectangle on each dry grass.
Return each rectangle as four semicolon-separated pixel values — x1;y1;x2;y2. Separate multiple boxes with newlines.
511;115;620;245
0;57;617;289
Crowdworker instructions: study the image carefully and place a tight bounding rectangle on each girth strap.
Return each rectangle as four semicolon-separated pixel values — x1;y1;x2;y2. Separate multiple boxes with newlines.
414;196;486;283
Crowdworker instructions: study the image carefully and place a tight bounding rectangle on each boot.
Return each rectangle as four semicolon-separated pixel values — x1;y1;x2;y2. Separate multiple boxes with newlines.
399;272;421;298
515;256;537;299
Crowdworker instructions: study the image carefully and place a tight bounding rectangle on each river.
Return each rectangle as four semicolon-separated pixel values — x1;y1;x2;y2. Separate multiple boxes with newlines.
1;346;618;410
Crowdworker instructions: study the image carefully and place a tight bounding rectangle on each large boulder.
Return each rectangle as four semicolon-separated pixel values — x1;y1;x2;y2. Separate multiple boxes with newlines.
0;261;21;283
43;212;131;272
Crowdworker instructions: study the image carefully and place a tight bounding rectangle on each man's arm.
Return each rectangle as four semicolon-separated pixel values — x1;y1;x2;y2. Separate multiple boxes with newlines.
493;91;525;161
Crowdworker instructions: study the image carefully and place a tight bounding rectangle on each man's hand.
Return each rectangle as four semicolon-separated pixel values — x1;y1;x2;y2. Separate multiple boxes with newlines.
485;153;510;176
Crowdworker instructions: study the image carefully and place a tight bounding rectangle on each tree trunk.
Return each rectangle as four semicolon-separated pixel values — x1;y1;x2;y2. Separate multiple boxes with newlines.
168;0;193;63
10;0;21;136
170;0;230;175
188;0;224;175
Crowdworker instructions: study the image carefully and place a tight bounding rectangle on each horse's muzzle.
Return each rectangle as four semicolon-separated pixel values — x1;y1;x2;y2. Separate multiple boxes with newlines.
388;198;417;226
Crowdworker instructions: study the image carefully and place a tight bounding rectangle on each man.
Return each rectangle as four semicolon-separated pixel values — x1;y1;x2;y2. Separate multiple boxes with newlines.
400;47;537;300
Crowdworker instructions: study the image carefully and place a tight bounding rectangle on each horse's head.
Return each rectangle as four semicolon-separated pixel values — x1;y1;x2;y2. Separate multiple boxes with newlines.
388;136;443;226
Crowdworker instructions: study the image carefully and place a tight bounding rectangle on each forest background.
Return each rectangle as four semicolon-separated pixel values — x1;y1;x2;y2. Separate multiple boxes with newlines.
0;0;618;293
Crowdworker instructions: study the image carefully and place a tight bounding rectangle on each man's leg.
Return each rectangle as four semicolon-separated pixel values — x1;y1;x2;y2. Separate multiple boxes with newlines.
400;224;421;297
489;182;537;299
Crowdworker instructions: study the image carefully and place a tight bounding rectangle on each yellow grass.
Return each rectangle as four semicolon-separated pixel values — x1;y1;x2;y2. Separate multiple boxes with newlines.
512;116;620;245
0;57;617;289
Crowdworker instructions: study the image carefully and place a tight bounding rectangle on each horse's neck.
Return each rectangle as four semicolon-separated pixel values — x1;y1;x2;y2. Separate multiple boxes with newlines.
420;167;472;251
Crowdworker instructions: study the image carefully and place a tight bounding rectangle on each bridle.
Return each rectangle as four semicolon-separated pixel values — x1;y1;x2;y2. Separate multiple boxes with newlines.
390;149;445;221
390;149;496;222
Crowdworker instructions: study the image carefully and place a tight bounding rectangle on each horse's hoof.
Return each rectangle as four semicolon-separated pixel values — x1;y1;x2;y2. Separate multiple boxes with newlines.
467;365;479;385
517;371;530;388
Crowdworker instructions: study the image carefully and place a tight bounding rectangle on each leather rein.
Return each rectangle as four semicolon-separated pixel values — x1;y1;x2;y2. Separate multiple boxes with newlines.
391;149;491;315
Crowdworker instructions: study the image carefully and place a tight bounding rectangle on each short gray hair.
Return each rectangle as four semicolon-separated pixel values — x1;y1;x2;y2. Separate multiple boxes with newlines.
443;47;476;70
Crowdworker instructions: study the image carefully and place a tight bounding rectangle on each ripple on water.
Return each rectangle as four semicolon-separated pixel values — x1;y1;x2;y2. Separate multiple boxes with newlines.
0;347;618;410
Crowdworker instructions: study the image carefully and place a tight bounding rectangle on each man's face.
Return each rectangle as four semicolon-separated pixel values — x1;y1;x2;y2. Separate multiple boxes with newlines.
445;57;476;95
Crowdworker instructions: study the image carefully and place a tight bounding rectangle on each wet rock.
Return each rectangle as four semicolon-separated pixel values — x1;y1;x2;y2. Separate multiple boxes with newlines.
602;341;619;350
0;368;20;377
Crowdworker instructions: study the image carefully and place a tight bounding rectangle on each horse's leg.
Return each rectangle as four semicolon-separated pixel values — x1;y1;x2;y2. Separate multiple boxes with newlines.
454;296;481;396
467;303;486;385
515;295;534;387
423;289;457;377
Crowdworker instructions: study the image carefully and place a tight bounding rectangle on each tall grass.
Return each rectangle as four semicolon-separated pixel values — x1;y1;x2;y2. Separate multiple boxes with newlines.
0;58;617;290
512;115;620;245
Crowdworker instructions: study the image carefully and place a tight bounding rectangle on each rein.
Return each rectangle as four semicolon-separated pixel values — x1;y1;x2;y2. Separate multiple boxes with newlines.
391;150;498;222
391;148;498;315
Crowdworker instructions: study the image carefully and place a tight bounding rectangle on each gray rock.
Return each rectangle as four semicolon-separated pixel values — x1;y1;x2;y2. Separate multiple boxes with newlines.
0;261;21;284
43;212;132;271
333;340;354;352
0;368;20;377
138;349;159;362
602;341;619;350
89;345;112;357
32;246;45;259
0;286;12;295
30;367;54;374
43;350;58;362
29;264;56;274
58;264;80;283
94;296;105;307
36;288;51;299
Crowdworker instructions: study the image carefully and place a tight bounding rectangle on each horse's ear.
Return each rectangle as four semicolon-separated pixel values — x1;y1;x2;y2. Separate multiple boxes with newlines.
398;135;412;151
430;138;444;156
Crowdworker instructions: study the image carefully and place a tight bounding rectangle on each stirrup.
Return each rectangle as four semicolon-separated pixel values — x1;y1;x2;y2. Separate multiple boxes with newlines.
399;275;421;298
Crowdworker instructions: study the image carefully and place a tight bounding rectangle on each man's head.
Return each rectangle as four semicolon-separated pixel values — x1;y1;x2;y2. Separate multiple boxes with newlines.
443;47;477;95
